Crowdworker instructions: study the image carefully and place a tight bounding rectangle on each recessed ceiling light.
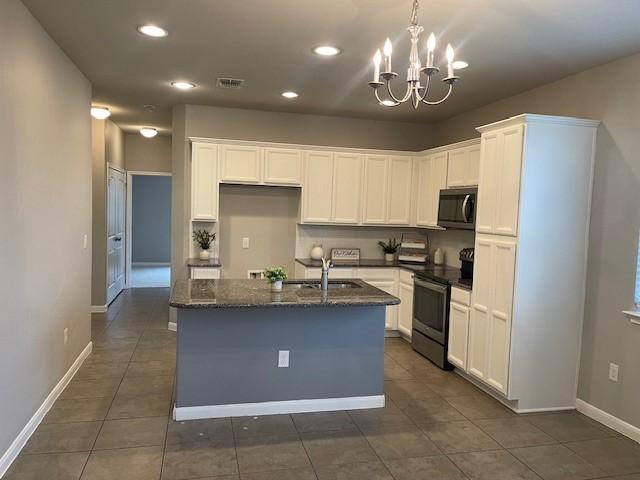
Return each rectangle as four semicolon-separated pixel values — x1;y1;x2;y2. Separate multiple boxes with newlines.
137;25;168;38
379;100;396;107
171;81;196;90
281;91;299;99
90;107;111;119
140;127;158;138
452;60;469;70
312;45;342;56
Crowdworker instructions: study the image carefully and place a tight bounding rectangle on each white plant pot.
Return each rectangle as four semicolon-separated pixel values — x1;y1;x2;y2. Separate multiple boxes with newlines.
199;249;211;260
385;253;395;262
271;280;283;292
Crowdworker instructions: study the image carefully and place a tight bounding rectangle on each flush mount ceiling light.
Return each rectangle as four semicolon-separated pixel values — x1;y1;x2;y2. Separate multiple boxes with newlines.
137;25;168;38
312;45;342;56
171;81;196;90
281;91;299;99
452;60;469;69
90;106;111;119
140;127;158;138
368;0;468;109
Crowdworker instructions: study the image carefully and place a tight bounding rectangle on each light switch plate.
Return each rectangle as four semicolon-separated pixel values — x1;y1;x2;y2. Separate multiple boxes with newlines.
242;237;249;249
609;363;619;382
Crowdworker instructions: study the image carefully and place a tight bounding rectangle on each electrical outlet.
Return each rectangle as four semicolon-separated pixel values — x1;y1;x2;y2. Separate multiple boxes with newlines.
278;350;289;368
609;363;619;382
242;237;250;249
63;328;69;345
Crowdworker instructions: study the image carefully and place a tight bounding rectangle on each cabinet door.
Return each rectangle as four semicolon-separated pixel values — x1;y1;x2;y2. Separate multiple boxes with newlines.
486;237;517;395
466;143;481;187
477;126;523;236
367;280;397;330
264;147;303;185
332;153;362;224
476;132;500;234
387;156;413;224
468;236;492;381
428;152;448;227
302;151;334;223
448;302;470;369
219;144;262;184
361;155;388;224
494;125;524;237
415;156;431;226
397;281;414;337
446;147;468;188
191;143;218;221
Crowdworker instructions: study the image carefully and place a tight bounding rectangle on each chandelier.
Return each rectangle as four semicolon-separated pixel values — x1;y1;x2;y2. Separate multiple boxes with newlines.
368;0;465;109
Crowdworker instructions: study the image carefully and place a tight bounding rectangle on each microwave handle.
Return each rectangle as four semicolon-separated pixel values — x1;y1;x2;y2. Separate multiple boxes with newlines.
462;194;471;222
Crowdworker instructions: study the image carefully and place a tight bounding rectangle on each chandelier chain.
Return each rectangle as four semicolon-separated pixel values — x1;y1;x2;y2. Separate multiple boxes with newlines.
410;0;419;26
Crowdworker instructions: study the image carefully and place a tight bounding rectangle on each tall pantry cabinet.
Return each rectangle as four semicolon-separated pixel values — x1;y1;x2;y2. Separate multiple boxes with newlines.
467;114;599;412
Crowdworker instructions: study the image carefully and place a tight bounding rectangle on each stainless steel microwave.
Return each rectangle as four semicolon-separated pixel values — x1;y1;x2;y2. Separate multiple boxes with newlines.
437;188;477;230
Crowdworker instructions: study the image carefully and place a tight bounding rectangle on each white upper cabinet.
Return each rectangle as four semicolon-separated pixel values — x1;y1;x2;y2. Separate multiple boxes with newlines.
447;142;481;188
302;151;334;223
415;152;448;227
361;155;389;224
263;147;303;186
387;156;413;224
332;153;362;224
476;125;524;236
191;142;219;222
219;145;262;184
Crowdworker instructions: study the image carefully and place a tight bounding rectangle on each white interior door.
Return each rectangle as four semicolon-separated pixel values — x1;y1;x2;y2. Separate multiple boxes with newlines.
107;167;126;304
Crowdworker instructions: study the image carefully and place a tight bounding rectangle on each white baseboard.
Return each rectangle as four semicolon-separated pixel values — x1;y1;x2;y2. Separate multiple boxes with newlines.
576;398;640;444
90;305;107;313
132;262;171;267
0;342;93;478
174;395;385;421
167;322;177;332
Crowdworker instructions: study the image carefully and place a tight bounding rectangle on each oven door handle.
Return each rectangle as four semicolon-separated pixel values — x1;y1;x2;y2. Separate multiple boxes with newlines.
414;278;448;293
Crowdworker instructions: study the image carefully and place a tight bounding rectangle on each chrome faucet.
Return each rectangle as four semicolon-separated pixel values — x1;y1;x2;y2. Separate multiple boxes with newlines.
320;257;333;290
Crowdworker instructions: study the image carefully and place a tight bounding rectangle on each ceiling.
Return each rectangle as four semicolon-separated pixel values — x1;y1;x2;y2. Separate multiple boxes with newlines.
23;0;640;134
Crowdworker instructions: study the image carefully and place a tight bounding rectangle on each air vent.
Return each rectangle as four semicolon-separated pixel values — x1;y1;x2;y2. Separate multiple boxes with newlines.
216;77;245;89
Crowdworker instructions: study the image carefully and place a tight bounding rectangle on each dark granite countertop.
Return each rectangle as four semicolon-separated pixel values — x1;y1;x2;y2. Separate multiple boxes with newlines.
170;278;400;309
187;258;222;268
295;258;472;290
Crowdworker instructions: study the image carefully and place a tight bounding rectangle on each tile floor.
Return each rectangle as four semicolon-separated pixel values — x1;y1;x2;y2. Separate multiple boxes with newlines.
130;266;171;288
6;287;640;480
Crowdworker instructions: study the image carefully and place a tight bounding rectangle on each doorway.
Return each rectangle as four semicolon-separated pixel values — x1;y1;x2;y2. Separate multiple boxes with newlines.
126;172;172;288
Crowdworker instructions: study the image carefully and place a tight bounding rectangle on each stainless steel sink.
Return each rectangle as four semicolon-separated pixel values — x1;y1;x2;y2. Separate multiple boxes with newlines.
284;280;361;290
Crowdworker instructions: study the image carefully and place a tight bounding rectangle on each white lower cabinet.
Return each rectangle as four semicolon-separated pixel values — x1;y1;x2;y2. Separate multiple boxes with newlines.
396;269;414;338
190;267;221;280
448;287;471;369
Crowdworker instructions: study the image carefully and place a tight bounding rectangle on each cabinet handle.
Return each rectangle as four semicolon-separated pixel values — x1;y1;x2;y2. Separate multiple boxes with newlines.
462;194;471;222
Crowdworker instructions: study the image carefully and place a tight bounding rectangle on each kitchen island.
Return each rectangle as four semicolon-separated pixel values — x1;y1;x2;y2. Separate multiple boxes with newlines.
169;278;400;420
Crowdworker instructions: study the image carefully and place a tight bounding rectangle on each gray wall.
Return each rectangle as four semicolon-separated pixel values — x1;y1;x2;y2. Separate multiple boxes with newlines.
132;175;172;263
219;185;298;278
91;118;124;306
125;133;172;173
431;53;640;428
171;104;434;287
0;0;92;464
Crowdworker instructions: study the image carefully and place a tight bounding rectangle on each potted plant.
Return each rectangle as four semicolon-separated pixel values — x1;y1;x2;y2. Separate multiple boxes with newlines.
193;230;216;260
264;266;288;292
378;238;400;262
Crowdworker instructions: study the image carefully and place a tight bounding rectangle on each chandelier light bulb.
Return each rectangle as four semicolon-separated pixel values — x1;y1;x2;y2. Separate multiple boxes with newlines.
373;49;382;82
427;33;436;52
446;44;455;62
383;38;392;72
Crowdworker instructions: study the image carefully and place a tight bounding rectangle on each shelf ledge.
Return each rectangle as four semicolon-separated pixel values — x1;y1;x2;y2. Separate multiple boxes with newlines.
622;310;640;325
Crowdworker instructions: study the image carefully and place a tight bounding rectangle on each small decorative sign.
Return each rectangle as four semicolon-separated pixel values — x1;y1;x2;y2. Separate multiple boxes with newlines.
330;248;361;261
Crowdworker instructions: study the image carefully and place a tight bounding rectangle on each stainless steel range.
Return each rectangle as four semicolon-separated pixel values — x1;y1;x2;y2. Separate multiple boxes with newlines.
410;250;474;369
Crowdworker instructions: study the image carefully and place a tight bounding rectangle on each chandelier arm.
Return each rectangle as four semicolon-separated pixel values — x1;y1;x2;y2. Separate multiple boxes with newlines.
385;79;411;104
420;83;454;105
416;75;432;102
374;88;400;107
